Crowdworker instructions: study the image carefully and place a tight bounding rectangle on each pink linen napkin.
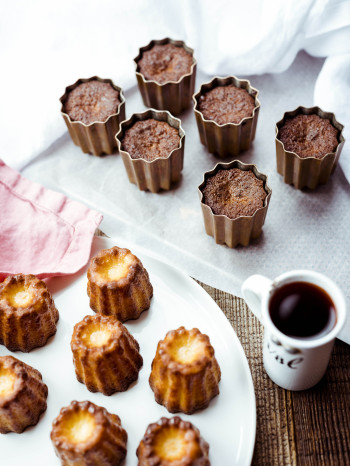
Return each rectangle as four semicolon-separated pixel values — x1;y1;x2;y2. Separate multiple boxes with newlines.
0;160;103;281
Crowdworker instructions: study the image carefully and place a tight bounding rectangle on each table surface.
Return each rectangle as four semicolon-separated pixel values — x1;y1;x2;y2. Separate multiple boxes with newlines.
197;281;350;465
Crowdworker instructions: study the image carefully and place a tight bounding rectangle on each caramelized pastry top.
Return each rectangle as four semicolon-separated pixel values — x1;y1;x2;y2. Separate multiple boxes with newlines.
156;327;216;375
121;119;181;161
202;168;267;219
72;314;126;353
51;400;126;451
0;274;48;311
64;80;120;125
88;247;141;286
137;416;210;465
138;43;193;84
198;84;255;125
278;113;339;159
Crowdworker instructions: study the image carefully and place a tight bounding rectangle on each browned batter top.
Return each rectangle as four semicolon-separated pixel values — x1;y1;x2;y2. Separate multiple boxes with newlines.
64;80;120;125
138;43;193;84
121;119;181;161
202;168;267;219
198;85;256;125
278;114;339;159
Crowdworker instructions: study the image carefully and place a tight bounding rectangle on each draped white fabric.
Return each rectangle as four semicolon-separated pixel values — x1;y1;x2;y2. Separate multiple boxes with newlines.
1;0;350;173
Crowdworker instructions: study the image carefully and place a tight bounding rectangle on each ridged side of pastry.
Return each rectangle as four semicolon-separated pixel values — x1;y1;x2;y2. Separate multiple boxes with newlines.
137;416;210;465
0;274;59;352
71;314;143;395
87;247;153;322
149;327;221;414
0;355;48;434
51;400;127;466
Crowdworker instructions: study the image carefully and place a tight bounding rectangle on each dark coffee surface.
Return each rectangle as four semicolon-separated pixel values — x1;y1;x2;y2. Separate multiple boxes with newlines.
202;168;267;219
138;43;193;84
269;281;336;339
121;118;180;161
198;85;256;125
278;114;339;159
64;80;120;125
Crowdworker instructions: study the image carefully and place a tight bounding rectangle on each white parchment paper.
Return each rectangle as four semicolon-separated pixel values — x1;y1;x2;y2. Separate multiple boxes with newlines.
23;52;350;344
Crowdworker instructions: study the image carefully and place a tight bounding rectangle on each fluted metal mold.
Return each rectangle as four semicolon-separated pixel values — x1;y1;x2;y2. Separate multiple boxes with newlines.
193;76;260;158
134;38;197;116
198;160;272;248
60;76;126;156
275;106;345;190
115;109;185;193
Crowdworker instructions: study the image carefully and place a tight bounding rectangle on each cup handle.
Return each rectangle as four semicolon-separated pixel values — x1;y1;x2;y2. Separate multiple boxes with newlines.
241;275;272;323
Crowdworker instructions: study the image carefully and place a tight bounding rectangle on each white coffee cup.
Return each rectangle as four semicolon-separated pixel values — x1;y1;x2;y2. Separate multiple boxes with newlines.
242;270;346;391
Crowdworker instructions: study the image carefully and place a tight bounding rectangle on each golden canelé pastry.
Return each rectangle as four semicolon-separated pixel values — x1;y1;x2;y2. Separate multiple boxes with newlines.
137;416;210;465
51;400;127;466
149;327;221;414
0;355;48;434
0;274;59;352
87;246;153;322
71;314;143;395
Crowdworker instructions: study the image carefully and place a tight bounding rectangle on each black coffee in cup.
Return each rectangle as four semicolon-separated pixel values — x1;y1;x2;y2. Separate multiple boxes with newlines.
269;281;336;339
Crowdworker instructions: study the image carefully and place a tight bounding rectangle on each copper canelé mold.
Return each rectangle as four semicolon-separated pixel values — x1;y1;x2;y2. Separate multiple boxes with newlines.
134;38;197;116
115;109;185;193
198;160;271;248
60;76;126;156
193;76;260;158
275;106;345;190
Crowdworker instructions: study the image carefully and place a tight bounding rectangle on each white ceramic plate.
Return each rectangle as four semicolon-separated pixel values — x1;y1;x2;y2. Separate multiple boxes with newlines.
0;237;256;465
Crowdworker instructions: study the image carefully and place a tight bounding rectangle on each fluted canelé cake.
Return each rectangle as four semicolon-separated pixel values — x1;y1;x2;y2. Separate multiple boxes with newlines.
71;314;143;395
51;400;127;465
149;327;221;414
0;274;59;352
137;416;210;465
87;246;153;322
0;355;48;434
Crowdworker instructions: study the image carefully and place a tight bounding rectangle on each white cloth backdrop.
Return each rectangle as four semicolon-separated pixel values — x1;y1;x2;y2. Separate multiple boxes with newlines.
1;0;350;171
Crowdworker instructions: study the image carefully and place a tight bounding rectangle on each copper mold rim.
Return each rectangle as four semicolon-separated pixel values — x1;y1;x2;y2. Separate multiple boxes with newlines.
198;160;272;248
60;76;126;156
115;108;185;193
134;38;197;116
193;76;261;158
275;106;345;190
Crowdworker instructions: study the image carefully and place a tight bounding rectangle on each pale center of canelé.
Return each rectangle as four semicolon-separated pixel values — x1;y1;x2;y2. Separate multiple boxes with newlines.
170;335;206;364
98;253;135;281
6;284;34;308
61;411;96;444
0;367;16;397
81;323;112;348
154;427;187;460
